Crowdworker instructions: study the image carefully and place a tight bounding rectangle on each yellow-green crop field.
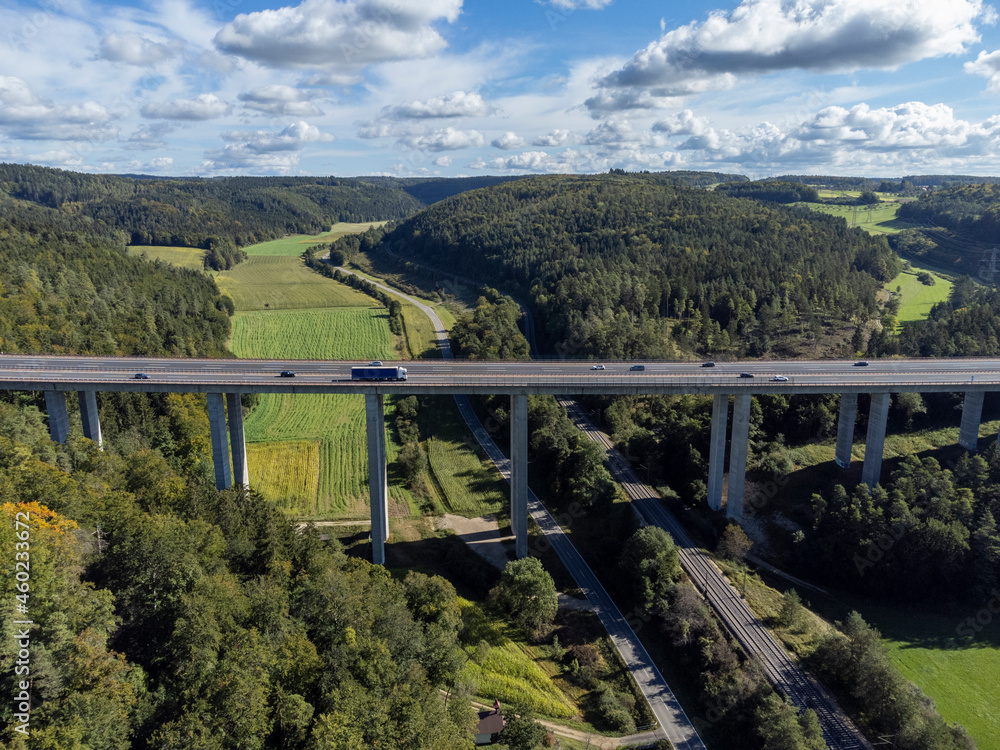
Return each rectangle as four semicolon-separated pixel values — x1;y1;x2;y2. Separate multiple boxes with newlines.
127;245;206;270
217;256;374;311
458;599;576;719
230;307;393;361
246;441;321;512
242;222;387;257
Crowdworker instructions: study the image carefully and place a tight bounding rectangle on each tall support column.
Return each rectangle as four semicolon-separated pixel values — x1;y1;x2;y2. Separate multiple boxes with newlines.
834;393;858;469
45;391;70;444
77;390;102;449
707;394;729;511
727;394;752;522
511;393;529;559
365;394;389;565
226;393;249;489
959;391;985;451
207;393;232;490
862;392;891;487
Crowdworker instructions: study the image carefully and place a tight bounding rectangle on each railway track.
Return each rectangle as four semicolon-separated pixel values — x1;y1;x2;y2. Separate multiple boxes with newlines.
558;398;872;750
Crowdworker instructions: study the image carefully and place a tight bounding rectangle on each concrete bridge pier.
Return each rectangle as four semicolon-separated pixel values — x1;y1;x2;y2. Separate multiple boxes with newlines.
207;393;232;490
726;394;752;522
959;391;985;451
226;393;249;489
365;394;389;565
44;391;70;444
707;394;729;511
77;390;102;448
511;393;529;559
861;393;891;487
834;393;858;469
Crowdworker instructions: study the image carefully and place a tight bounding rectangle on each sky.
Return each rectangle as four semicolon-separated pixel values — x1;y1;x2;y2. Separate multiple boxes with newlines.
2;0;1000;178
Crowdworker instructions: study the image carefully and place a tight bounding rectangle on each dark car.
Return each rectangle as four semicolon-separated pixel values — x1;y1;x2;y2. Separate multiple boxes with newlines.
629;364;645;371
854;360;869;366
279;371;296;377
134;372;150;379
739;372;754;378
702;361;716;367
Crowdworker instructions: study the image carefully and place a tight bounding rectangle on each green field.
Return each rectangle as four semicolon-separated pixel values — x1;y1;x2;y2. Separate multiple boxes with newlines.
871;606;1000;750
422;396;507;516
217;255;375;311
797;199;904;234
127;245;206;270
888;269;953;324
240;222;387;257
231;306;396;515
230;307;393;361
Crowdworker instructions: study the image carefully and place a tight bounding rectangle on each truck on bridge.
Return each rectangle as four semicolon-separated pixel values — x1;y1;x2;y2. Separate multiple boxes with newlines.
351;366;408;381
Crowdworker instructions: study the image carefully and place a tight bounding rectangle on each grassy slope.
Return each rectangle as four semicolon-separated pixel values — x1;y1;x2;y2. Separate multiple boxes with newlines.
216;255;374;311
888;269;953;324
126;245;206;270
796;196;904;234
236;222;388;256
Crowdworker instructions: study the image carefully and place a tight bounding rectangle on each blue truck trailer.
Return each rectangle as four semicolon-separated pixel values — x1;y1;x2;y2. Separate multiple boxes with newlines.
351;366;408;381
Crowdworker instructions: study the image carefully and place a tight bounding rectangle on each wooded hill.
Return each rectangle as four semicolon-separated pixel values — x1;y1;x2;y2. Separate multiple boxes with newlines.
0;164;425;262
0;196;231;357
375;173;900;358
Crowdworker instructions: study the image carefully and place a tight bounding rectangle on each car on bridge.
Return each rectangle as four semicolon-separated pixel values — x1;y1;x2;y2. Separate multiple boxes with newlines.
854;360;869;366
772;375;788;382
629;364;645;371
702;361;715;367
279;371;296;377
133;373;150;379
739;372;754;378
591;364;606;370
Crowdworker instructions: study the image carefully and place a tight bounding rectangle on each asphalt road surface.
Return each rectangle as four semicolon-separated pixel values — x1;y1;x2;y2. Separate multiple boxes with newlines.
1;354;998;395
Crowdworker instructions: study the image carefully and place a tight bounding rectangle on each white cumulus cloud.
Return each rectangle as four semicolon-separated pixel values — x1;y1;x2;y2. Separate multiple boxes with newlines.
214;0;463;71
97;33;182;66
239;85;324;116
492;131;527;149
141;93;231;120
0;76;117;141
382;91;492;119
533;129;578;147
399;127;484;151
965;49;1000;91
205;121;334;173
592;0;990;112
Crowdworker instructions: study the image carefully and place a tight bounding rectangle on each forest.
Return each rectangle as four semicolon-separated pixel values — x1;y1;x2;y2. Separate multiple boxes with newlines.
897;182;1000;245
0;164;424;255
374;173;900;358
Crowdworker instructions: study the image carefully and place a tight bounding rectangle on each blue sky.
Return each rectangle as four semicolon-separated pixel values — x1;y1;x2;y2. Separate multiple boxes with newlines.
2;0;1000;177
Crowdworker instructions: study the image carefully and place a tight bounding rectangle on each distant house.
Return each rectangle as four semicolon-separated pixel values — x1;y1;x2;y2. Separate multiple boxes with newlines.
474;701;507;745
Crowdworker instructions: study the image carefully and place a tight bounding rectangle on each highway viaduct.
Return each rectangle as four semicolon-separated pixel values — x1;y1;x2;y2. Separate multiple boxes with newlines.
3;354;998;565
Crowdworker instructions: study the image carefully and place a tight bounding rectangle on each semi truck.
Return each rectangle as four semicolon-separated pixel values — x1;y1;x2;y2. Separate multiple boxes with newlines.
351;366;408;381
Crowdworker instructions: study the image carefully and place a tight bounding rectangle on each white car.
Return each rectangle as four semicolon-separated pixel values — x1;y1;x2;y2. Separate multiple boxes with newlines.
590;364;606;370
772;375;788;382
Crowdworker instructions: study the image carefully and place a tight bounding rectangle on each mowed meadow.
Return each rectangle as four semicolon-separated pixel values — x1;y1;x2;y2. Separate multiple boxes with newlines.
217;229;399;517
